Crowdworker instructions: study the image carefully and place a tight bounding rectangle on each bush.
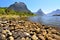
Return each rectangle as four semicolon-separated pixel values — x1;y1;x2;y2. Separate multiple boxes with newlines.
0;8;36;17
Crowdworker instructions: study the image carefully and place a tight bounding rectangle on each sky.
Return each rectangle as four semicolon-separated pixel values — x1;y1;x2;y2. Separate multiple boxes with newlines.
0;0;60;14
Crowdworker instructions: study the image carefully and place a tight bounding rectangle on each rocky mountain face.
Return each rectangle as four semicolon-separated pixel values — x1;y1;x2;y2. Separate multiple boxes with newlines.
47;9;60;16
8;2;30;12
35;9;45;16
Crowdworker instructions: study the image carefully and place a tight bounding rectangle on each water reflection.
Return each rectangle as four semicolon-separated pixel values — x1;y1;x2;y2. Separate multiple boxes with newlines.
29;16;60;27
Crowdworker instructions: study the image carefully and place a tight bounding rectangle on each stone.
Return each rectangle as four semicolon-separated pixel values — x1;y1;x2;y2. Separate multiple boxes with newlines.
41;29;47;36
6;29;12;36
24;32;30;36
29;32;34;36
46;29;51;34
32;35;38;40
52;34;60;40
51;29;57;34
2;30;7;34
0;18;60;40
48;37;56;40
56;32;60;36
21;37;26;40
2;21;7;24
26;37;31;40
1;34;6;40
35;28;40;33
9;26;14;30
9;36;14;40
38;34;45;40
1;24;4;27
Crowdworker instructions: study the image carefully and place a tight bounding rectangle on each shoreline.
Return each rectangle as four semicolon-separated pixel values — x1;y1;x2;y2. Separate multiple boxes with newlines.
0;16;60;40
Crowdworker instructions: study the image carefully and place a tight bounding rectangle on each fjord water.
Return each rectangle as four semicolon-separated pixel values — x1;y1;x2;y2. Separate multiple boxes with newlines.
29;16;60;27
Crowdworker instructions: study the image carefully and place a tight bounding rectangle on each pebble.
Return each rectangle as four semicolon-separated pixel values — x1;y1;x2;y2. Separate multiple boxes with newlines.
9;36;14;40
48;37;56;40
52;34;60;40
26;37;31;40
21;37;26;40
0;18;60;40
32;35;38;40
38;34;45;40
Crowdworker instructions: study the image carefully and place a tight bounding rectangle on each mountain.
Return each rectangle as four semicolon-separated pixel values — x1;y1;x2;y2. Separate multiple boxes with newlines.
47;9;60;16
8;2;30;12
35;9;45;16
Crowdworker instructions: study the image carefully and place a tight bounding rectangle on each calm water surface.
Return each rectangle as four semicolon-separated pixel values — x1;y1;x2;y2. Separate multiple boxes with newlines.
29;16;60;27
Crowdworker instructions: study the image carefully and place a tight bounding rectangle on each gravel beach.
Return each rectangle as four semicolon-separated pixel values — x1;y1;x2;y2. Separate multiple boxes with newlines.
0;17;60;40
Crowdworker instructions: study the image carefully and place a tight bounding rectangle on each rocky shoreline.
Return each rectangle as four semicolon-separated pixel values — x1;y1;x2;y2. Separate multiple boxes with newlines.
0;17;60;40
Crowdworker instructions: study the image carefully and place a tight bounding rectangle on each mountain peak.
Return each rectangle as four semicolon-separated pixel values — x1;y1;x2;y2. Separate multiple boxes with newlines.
8;2;30;12
37;9;44;14
38;9;42;11
56;9;60;11
37;9;43;12
36;9;45;16
14;2;25;5
47;9;60;16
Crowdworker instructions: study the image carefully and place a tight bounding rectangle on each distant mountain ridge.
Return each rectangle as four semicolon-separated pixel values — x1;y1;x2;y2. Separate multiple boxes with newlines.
8;2;30;12
47;9;60;16
35;9;45;16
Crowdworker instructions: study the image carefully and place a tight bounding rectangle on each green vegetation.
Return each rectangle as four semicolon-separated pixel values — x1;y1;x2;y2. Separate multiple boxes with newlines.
0;7;6;15
0;7;36;17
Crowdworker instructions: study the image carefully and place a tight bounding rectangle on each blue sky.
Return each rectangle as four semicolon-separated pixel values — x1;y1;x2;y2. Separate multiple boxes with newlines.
0;0;60;14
